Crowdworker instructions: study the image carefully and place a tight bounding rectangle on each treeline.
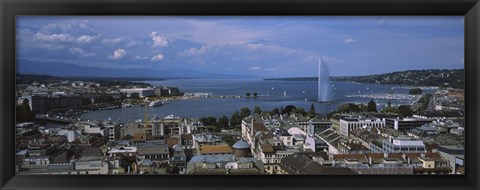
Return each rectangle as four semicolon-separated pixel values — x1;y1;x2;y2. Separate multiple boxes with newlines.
332;69;464;89
263;69;464;89
16;74;154;87
199;104;318;132
329;94;433;118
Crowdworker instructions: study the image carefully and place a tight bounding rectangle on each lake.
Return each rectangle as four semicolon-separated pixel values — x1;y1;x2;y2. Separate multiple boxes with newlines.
78;79;437;122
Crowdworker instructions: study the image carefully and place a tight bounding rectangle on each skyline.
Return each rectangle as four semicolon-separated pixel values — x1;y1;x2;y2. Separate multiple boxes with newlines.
16;16;464;78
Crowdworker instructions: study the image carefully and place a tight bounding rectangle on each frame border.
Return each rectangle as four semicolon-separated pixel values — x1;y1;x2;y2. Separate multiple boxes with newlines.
1;0;479;190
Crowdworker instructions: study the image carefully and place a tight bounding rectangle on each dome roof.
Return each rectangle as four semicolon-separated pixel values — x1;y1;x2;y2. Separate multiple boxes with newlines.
232;140;250;149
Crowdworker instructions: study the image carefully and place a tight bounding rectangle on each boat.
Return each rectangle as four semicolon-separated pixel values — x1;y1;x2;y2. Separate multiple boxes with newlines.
149;100;164;107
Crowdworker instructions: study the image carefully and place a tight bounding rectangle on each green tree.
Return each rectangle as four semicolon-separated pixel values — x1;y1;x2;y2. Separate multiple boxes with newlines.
270;108;280;116
387;100;392;107
16;99;35;123
283;105;297;115
409;88;423;95
222;135;236;146
240;107;251;119
217;115;229;129
338;103;362;113
254;106;262;115
397;105;414;117
253;92;258;98
367;99;377;112
308;103;316;118
200;116;217;126
245;92;251;98
293;107;307;116
417;94;432;112
230;111;241;127
381;106;398;113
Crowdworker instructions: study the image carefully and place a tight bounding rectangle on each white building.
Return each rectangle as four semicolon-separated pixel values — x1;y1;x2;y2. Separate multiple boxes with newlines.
120;88;156;97
339;117;385;137
371;136;426;153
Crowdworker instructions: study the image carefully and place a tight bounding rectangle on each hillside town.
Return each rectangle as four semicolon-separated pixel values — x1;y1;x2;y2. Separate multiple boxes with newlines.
15;76;465;175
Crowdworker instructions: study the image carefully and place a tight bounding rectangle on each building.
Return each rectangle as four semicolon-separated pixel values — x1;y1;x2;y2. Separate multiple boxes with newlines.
306;118;332;135
407;126;439;138
326;152;451;174
385;117;432;131
31;95;83;114
339;116;385;137
136;141;170;164
199;144;233;155
232;140;252;158
106;123;122;142
186;155;263;174
279;153;357;175
120;88;156;98
413;110;464;120
171;144;187;174
370;137;426;153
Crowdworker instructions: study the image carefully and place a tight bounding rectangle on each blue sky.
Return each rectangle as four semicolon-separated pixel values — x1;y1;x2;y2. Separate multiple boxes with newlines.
16;16;464;77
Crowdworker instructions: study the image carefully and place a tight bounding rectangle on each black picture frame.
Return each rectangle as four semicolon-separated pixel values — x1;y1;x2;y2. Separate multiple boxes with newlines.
1;0;479;190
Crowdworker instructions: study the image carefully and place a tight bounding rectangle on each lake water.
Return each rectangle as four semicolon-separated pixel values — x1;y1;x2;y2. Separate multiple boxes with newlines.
79;79;436;122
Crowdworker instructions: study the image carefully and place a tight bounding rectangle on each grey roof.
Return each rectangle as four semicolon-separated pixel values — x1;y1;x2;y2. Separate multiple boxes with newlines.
173;144;184;152
232;140;250;149
82;147;103;157
189;155;232;163
139;159;154;166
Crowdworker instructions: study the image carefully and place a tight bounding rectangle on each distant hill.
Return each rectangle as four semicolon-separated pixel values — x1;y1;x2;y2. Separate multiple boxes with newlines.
16;59;255;79
264;69;465;89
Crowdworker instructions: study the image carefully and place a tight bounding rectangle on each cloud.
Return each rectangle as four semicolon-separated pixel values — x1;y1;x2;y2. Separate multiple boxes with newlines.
77;35;96;43
108;49;127;60
245;43;264;50
150;31;169;47
151;54;164;61
460;58;464;64
127;41;140;47
264;68;277;71
133;56;149;60
34;33;74;42
69;47;95;57
102;37;123;45
344;38;355;44
248;66;262;71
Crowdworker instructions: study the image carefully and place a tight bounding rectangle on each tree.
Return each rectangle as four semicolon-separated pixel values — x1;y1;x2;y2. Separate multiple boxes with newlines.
397;105;414;117
417;94;432;112
253;92;258;98
222;135;236;146
367;99;377;112
240;107;251;119
230;111;241;127
283;105;297;115
200;116;217;126
270;108;280;116
217;115;229;129
293;107;307;116
254;106;262;115
245;92;251;98
338;103;362;113
409;88;423;95
381;106;398;113
308;103;316;118
387;100;392;107
16;99;35;123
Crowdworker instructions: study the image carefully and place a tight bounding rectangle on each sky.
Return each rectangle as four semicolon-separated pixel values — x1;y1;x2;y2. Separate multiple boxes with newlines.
16;16;464;78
